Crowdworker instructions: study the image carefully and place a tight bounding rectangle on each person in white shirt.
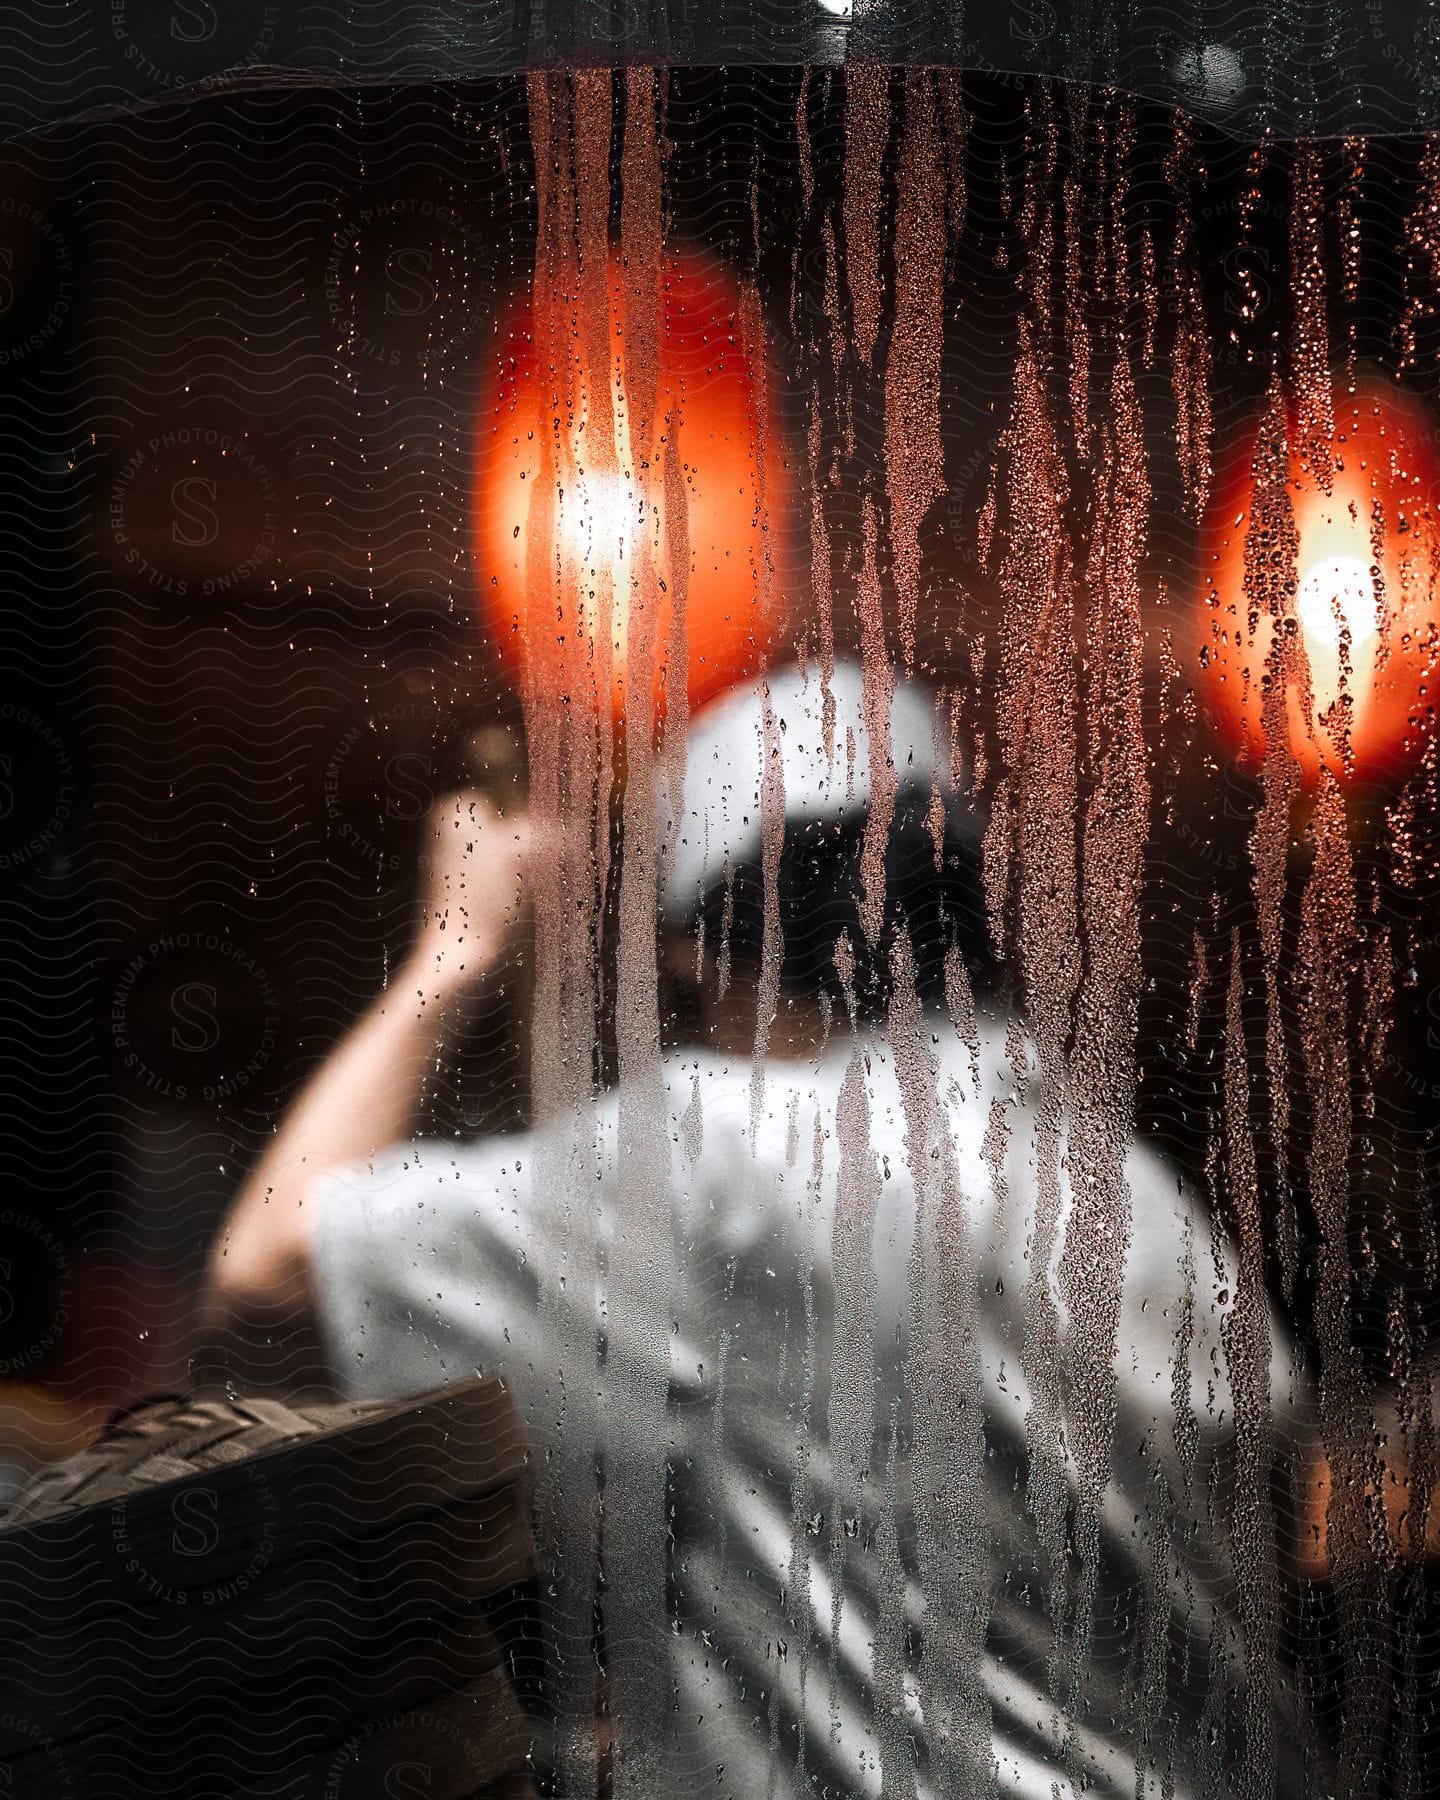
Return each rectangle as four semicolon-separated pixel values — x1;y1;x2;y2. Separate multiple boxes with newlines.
208;663;1336;1798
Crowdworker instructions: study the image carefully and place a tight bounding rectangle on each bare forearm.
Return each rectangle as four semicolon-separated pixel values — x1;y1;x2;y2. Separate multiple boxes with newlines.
208;973;460;1312
207;792;527;1320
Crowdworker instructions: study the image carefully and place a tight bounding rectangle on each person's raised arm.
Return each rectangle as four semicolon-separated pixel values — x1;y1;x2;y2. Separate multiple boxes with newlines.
204;791;531;1324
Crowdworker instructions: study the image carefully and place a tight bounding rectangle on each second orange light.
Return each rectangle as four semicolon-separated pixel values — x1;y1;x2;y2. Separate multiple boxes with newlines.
1198;377;1440;782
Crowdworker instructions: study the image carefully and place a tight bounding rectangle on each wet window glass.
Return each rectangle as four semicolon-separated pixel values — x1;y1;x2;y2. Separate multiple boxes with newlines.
2;12;1440;1797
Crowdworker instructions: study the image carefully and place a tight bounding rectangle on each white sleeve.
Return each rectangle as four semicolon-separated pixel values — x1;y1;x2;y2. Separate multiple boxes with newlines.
309;1127;592;1428
305;1064;782;1445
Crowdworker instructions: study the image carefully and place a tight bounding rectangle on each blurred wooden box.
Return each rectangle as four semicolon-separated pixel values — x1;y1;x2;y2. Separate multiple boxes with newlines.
0;1379;542;1799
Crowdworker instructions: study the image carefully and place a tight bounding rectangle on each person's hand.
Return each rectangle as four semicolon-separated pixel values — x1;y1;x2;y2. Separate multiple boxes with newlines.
403;790;533;1000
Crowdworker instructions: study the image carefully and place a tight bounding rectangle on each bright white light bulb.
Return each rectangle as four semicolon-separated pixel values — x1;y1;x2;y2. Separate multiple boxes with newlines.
1295;554;1379;652
563;472;635;570
554;471;646;655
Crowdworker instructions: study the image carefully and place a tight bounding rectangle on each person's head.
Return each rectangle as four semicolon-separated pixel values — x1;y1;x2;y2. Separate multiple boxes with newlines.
659;661;991;1054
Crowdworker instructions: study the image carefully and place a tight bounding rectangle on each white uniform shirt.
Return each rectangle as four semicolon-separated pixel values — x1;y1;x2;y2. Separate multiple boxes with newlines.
311;1018;1327;1799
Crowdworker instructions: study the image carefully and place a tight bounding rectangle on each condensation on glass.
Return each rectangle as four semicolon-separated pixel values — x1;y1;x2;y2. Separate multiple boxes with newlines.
11;26;1440;1800
476;69;1440;1796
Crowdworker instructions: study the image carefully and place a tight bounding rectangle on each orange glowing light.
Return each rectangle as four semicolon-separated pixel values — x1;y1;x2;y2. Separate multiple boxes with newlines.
1198;378;1440;781
474;249;786;729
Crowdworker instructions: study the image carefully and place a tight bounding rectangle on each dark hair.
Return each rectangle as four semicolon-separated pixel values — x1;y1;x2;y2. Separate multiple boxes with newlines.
690;784;992;1024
